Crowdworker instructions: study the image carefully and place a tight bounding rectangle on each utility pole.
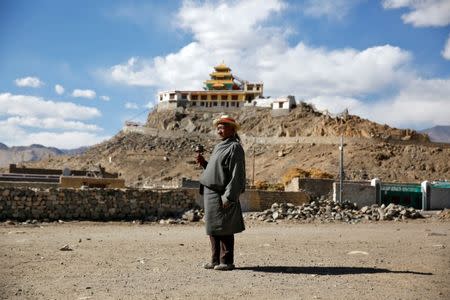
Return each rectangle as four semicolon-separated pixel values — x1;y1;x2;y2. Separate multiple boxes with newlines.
252;145;255;187
339;136;344;203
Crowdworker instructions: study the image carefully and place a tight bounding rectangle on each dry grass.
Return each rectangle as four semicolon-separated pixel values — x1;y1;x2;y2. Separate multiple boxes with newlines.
281;167;334;185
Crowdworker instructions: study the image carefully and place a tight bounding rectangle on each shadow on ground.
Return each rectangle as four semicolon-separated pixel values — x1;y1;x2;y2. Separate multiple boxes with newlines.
237;266;432;276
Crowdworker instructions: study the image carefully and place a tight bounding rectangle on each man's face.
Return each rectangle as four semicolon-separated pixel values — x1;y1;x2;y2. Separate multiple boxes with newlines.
217;123;235;140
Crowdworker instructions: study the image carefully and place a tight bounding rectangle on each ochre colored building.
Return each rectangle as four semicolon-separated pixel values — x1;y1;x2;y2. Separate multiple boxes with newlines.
157;63;264;111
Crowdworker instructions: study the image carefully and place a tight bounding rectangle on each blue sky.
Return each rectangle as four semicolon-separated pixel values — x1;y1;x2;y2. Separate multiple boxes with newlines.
1;0;449;148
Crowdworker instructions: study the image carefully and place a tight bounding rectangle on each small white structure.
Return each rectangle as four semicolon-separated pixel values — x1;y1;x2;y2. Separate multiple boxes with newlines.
272;95;296;110
271;95;296;116
245;96;273;108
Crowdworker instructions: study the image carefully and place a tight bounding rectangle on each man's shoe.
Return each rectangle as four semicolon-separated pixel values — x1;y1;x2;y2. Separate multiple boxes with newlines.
203;262;218;269
213;263;235;271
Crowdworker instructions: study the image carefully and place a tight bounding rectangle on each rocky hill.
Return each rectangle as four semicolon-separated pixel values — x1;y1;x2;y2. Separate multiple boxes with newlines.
24;103;449;187
0;144;87;168
420;125;450;143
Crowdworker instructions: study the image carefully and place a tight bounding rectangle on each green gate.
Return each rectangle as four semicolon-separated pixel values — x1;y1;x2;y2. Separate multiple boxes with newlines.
380;184;422;209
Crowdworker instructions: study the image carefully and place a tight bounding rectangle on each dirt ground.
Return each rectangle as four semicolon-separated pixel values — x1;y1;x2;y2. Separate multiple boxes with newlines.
1;218;449;300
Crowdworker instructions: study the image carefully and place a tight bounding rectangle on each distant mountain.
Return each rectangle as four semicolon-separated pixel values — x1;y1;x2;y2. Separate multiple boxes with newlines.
0;144;88;168
61;146;89;156
420;126;450;143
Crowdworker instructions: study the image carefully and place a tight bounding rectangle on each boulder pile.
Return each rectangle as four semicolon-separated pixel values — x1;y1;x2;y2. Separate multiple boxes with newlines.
245;200;423;223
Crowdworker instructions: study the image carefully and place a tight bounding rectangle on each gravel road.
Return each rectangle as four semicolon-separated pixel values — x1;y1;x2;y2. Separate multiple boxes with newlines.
1;219;449;299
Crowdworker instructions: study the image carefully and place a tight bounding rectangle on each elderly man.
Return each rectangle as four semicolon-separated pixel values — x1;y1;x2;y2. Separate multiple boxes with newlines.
196;115;246;271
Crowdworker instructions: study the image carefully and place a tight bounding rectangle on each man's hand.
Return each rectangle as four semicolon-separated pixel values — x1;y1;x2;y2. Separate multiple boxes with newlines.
195;153;207;168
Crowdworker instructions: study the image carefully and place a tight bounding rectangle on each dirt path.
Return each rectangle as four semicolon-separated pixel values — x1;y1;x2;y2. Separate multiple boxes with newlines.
1;219;449;299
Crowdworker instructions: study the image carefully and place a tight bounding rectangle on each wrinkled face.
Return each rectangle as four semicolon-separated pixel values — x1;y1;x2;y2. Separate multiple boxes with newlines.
217;123;235;140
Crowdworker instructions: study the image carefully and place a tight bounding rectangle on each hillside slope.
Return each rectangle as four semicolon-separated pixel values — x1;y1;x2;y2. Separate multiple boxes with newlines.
0;144;87;168
420;125;450;143
26;104;449;187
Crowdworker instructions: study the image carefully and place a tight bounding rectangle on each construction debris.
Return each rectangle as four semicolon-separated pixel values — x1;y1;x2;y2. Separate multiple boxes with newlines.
245;200;423;223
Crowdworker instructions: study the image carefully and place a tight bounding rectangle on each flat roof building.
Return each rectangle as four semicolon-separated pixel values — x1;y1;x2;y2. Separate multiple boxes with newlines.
157;63;264;111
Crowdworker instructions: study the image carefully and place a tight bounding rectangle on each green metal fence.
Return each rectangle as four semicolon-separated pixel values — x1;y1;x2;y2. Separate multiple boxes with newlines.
380;184;422;209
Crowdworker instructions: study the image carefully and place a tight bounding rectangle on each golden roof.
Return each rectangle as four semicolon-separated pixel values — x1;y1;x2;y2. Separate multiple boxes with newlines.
214;63;231;72
210;71;232;78
205;79;234;84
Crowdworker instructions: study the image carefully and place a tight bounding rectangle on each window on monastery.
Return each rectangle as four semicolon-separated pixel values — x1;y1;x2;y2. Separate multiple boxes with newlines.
213;102;218;106
201;95;207;100
169;94;175;100
181;94;188;100
231;102;235;107
221;102;225;106
159;95;163;101
192;102;196;106
191;95;198;100
256;86;260;91
211;95;217;100
279;103;283;109
231;95;238;100
200;102;204;106
220;95;227;100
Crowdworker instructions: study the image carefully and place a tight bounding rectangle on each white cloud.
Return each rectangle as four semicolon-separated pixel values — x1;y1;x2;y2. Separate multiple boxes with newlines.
382;0;450;27
442;35;450;60
14;76;44;88
125;102;139;110
102;0;449;129
105;0;286;89
4;131;109;149
303;0;363;20
1;116;101;132
108;57;158;87
309;95;365;115
365;78;450;128
55;84;65;95
104;0;412;97
255;43;412;98
0;93;106;148
177;0;285;51
100;95;110;101
0;93;100;119
309;78;450;129
72;89;96;99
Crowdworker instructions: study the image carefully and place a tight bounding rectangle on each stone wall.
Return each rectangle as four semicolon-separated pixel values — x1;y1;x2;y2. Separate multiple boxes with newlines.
0;186;311;220
0;187;197;221
285;178;334;198
242;190;310;211
333;181;376;208
0;181;58;189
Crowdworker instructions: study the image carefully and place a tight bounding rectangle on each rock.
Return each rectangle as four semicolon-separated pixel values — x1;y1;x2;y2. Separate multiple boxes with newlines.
272;211;280;220
347;251;369;255
182;210;200;222
59;244;73;251
378;208;385;221
361;206;369;213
